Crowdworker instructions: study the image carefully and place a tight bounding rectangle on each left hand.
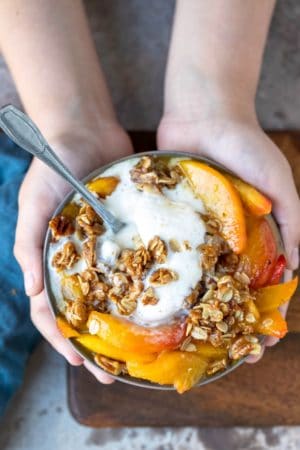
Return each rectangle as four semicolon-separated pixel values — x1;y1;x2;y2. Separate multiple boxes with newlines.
157;109;300;361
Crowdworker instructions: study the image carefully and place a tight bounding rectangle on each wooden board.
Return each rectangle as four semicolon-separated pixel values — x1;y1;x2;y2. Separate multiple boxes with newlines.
68;131;300;427
68;334;300;427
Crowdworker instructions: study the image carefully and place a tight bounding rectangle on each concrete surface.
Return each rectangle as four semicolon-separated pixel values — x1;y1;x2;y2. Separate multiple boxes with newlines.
0;0;300;448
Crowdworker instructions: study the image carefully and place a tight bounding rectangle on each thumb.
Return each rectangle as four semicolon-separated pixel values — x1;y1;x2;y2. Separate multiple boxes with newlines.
14;198;49;296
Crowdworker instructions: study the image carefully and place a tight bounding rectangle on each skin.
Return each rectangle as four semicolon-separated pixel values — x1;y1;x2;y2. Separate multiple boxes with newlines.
0;0;298;379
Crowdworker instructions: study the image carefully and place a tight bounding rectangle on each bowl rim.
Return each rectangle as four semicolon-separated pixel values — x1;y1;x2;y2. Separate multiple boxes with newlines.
43;150;283;390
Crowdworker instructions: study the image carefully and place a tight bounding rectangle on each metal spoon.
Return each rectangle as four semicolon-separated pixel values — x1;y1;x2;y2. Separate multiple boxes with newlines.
0;104;124;233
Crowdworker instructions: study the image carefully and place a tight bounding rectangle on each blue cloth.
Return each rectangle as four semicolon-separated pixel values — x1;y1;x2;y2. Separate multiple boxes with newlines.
0;134;41;417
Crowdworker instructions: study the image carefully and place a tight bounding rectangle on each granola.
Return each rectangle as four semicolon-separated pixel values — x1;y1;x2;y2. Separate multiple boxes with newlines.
49;215;74;241
48;155;278;388
52;241;79;271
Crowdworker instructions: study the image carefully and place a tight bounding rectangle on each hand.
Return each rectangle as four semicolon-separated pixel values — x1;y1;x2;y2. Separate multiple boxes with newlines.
158;108;300;361
14;123;133;383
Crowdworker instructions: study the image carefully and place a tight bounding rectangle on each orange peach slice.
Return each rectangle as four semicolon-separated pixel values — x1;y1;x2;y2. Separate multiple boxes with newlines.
267;254;287;285
255;277;298;313
87;311;186;354
239;216;277;288
61;202;80;219
194;342;228;360
86;176;119;197
256;309;288;339
127;351;208;393
56;316;80;338
179;160;246;253
75;334;156;363
225;174;272;216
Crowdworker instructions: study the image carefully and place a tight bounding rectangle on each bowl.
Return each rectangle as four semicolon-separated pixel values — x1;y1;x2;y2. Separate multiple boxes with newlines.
44;150;284;390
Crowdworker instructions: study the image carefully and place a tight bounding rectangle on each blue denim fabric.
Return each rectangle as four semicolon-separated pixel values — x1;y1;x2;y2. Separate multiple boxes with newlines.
0;134;41;417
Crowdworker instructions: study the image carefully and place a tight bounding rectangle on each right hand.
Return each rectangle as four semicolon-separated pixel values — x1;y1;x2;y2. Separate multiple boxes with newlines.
14;124;133;383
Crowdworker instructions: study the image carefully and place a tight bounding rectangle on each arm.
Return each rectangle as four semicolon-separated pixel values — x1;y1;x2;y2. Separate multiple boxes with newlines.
162;0;275;120
0;0;132;382
159;0;300;357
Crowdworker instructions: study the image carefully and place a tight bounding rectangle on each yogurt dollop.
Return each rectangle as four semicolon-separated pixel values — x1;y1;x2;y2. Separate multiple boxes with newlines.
49;158;207;326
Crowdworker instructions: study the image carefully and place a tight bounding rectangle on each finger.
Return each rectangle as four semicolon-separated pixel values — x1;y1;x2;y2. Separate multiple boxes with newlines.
14;198;51;296
270;170;300;271
30;291;83;365
84;360;115;384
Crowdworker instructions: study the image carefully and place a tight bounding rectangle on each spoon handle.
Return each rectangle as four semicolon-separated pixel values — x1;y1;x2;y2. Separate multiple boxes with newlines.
0;105;123;233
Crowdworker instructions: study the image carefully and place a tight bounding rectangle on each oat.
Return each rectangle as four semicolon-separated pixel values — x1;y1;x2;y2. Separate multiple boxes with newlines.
52;241;79;270
206;358;227;376
141;287;158;305
82;236;97;267
169;239;181;252
191;327;208;341
76;203;104;237
149;268;178;286
94;355;125;375
229;336;253;360
111;272;129;295
245;312;256;324
49;215;74;241
217;286;234;302
216;321;229;333
198;244;219;271
234;271;250;285
66;301;88;327
116;295;137;315
249;342;262;356
148;236;167;263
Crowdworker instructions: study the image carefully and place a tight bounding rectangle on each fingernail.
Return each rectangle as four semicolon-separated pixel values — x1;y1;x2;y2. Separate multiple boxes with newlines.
24;271;34;295
290;247;299;270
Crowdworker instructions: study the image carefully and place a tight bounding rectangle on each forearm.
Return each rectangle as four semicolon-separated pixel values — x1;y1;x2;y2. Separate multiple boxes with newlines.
165;0;275;118
0;0;116;141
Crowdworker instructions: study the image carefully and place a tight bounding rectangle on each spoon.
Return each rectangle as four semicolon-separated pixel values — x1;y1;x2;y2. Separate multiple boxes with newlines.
0;104;124;233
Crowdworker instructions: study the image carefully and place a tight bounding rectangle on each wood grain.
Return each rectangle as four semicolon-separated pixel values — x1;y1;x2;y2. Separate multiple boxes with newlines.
68;131;300;427
68;334;300;427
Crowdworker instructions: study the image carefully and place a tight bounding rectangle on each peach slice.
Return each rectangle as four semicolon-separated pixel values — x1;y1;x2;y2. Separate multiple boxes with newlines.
194;342;228;360
56;316;80;338
267;254;287;285
75;334;156;363
239;216;277;288
225;174;272;216
179;160;246;253
86;176;119;197
87;311;186;354
61;202;80;219
256;309;288;339
127;351;208;393
255;277;298;313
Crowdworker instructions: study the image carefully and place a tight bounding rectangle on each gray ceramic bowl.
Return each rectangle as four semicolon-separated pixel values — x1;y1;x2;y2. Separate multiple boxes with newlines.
44;151;283;390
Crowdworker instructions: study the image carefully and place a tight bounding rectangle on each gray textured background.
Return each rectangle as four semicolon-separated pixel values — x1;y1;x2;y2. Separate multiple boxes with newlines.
0;0;299;131
0;1;300;449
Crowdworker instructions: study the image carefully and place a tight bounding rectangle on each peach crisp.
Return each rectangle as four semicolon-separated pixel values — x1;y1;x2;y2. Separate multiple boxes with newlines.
48;155;298;393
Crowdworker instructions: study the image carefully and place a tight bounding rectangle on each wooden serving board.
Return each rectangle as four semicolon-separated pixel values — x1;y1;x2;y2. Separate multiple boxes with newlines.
68;131;300;427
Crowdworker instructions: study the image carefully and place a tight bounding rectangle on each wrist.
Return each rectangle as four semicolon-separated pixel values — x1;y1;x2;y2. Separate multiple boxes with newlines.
163;65;257;126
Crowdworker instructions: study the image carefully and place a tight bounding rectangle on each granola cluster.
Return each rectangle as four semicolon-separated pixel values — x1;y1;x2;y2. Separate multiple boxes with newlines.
130;156;182;192
183;222;262;366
